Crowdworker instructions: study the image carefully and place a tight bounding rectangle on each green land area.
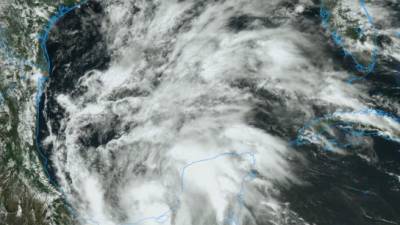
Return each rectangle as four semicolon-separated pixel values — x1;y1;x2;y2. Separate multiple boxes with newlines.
0;1;80;224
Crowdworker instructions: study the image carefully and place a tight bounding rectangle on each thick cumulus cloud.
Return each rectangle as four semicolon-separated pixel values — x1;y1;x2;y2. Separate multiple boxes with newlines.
43;0;399;225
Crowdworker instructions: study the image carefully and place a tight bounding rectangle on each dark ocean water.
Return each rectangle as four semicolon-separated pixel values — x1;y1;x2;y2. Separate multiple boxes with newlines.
36;1;400;224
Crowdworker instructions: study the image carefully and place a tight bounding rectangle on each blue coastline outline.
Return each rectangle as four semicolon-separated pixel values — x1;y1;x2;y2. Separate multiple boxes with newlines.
2;0;394;224
35;0;86;187
32;0;90;223
120;152;256;225
293;109;400;151
293;0;400;151
38;3;85;73
0;2;86;107
34;3;258;225
320;0;378;75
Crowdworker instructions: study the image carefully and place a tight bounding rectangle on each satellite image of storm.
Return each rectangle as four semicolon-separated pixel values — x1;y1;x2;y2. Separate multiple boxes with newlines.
0;0;400;225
